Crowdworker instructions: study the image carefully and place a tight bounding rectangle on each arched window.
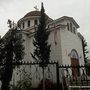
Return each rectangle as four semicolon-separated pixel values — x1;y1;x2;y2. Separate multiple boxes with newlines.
70;49;79;59
27;20;30;27
22;22;25;29
34;19;38;25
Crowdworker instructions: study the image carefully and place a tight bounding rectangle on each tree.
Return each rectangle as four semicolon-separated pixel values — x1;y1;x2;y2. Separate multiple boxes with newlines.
31;3;51;90
0;23;25;90
82;37;89;75
82;37;89;64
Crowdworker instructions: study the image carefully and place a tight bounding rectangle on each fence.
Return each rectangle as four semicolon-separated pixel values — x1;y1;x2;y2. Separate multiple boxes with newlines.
3;61;59;90
59;65;90;90
0;62;90;90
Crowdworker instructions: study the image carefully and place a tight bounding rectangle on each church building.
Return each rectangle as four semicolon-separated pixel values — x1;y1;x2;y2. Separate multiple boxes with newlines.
13;10;85;86
17;10;84;67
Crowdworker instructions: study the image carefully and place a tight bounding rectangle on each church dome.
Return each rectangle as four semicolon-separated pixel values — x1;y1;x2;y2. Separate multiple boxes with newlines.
23;11;52;20
23;11;41;18
17;10;53;30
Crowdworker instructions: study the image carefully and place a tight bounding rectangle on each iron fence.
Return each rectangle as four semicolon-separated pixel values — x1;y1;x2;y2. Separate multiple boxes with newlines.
58;65;90;90
0;61;90;90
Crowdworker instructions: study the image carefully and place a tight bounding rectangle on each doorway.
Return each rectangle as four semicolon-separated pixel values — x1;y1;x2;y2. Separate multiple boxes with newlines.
70;49;80;77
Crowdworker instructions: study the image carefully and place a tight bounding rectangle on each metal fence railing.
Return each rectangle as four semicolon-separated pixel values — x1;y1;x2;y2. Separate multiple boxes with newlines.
58;65;90;90
0;61;90;90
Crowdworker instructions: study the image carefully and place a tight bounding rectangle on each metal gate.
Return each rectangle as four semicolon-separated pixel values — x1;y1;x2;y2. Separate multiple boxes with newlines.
58;65;90;90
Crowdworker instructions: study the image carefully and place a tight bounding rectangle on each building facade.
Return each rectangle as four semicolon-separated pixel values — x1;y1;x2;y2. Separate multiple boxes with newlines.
12;10;84;86
17;10;84;66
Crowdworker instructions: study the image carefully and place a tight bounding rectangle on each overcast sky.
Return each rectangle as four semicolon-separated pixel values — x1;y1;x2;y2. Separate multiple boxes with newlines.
0;0;90;57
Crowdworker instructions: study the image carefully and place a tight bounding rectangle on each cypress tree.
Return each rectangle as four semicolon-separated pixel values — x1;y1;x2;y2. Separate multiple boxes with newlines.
31;3;51;67
0;27;24;90
82;37;88;64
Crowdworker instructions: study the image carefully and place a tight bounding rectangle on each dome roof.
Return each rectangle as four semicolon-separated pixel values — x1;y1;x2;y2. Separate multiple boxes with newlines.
24;11;41;18
23;11;52;20
17;10;53;25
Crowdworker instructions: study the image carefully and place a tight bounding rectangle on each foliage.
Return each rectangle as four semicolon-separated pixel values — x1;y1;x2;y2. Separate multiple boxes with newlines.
11;68;32;90
82;37;89;64
0;27;25;90
31;3;51;67
0;28;25;65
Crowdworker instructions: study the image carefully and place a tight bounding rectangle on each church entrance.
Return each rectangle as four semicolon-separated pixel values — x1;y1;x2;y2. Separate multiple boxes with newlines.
70;49;80;77
71;58;80;77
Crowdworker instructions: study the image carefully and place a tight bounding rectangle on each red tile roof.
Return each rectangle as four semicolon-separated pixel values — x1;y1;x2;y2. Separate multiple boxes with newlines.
24;11;41;17
17;11;53;25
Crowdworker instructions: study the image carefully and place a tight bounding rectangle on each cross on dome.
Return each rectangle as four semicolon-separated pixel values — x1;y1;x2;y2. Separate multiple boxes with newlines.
34;6;39;11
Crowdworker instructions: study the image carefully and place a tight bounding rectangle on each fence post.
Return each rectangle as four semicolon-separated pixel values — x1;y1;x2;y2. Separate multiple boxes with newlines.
56;62;60;90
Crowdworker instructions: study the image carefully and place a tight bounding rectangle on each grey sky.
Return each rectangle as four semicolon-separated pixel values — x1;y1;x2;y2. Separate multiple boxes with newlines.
0;0;90;57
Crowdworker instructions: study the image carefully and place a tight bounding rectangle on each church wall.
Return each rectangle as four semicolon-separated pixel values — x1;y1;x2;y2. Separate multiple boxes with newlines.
49;30;62;64
23;34;34;61
53;18;84;66
60;27;84;66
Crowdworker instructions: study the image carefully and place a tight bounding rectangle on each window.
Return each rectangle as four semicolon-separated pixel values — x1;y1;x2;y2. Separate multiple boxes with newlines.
73;27;76;34
70;23;72;32
70;49;79;59
67;23;69;31
22;22;25;29
34;19;38;25
27;20;30;27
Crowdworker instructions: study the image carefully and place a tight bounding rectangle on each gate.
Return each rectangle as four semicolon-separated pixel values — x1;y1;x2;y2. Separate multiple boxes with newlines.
58;65;90;90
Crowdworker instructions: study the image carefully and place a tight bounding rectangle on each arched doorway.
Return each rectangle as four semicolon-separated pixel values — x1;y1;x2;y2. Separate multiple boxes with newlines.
70;49;80;77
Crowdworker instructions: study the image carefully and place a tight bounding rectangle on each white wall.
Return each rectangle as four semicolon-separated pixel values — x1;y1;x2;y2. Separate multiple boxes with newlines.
49;30;62;64
23;33;34;62
60;27;84;66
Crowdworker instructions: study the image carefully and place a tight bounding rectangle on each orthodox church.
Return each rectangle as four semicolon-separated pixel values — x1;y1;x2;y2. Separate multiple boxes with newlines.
13;9;85;86
17;10;84;67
